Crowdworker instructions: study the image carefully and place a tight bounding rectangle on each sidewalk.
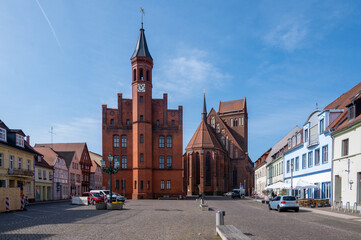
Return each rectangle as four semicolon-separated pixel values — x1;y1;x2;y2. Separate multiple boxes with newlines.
251;197;361;221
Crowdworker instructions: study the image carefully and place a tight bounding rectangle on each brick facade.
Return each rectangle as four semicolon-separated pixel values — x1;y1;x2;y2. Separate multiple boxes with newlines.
102;25;183;199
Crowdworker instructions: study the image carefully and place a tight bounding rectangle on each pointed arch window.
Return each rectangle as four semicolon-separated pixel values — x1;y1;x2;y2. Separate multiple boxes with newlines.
140;68;144;80
159;136;165;148
196;153;200;185
233;168;237;187
205;152;211;186
234;119;238;127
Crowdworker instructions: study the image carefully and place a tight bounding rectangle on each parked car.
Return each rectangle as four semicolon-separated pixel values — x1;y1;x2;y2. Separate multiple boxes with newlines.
269;195;299;212
224;191;233;196
90;190;125;203
88;192;105;205
231;189;246;199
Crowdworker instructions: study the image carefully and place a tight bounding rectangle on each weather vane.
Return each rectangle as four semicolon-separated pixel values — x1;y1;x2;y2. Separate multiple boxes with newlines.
140;8;145;28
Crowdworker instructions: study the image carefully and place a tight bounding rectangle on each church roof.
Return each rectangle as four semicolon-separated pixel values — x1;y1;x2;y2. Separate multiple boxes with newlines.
219;98;245;113
185;120;223;151
131;25;152;60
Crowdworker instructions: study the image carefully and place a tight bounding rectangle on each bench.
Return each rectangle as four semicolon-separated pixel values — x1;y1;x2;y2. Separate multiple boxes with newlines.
216;225;251;240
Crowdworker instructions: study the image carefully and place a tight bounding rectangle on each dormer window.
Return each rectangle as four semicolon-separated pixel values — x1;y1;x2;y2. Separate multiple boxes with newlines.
0;128;6;142
320;119;325;133
16;134;24;147
304;129;309;142
348;105;355;120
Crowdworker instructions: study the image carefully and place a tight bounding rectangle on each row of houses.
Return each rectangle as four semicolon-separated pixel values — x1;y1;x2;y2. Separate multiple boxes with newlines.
255;82;361;209
0;120;103;202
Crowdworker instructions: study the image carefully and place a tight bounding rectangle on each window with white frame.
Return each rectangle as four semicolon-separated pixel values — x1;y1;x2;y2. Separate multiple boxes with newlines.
10;156;13;170
159;156;165;169
166;156;172;168
287;160;290;173
166;136;172;148
38;169;42;179
18;158;22;169
16;134;24;147
113;135;119;147
308;151;313;167
322;145;328;164
43;170;47;180
295;157;299;171
0;153;3;167
320;119;324;134
166;180;171;190
342;139;349;156
160;180;164;190
302;154;306;169
315;149;320;165
304;129;309;142
0;128;6;142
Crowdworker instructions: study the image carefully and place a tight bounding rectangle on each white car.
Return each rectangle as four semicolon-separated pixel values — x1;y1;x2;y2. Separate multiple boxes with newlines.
90;190;125;202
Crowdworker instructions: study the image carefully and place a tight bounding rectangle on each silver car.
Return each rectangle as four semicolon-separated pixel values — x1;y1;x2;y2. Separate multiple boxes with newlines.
269;195;299;212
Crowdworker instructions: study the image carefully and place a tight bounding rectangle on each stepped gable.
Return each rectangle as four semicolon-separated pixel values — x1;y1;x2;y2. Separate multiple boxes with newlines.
185;120;223;151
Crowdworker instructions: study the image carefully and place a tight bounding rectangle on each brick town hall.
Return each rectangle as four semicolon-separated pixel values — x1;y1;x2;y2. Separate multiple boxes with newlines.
102;24;253;199
102;24;183;199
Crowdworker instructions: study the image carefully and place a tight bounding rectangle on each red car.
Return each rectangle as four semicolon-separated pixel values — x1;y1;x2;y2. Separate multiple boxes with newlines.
88;192;104;205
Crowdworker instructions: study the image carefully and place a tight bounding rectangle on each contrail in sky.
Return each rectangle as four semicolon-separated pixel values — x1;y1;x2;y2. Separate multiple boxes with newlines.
35;0;62;49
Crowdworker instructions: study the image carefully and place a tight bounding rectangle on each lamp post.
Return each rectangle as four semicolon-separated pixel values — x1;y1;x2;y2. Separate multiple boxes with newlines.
100;153;120;203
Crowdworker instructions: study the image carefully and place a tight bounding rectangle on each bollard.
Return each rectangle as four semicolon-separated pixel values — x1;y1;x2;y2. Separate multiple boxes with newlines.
5;197;10;212
20;196;25;210
216;210;225;226
338;201;343;212
104;195;108;203
352;202;357;214
345;202;350;213
24;196;29;206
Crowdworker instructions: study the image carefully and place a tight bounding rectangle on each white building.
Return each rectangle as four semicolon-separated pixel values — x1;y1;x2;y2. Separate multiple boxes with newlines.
332;83;361;210
284;110;333;200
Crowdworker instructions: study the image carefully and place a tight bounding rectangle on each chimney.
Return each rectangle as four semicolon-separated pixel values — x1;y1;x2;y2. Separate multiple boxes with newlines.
26;136;30;144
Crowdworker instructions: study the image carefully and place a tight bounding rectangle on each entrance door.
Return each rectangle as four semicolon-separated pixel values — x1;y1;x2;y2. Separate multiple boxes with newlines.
335;175;342;203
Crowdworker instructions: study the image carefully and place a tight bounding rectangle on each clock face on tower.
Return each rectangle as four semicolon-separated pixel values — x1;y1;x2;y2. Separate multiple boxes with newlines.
137;83;145;92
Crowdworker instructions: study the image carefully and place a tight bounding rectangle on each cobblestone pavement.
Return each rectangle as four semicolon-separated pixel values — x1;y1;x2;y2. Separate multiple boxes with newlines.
1;197;361;240
0;198;218;240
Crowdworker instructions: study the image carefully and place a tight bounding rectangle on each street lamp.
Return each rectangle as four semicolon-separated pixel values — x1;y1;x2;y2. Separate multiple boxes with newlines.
100;153;120;203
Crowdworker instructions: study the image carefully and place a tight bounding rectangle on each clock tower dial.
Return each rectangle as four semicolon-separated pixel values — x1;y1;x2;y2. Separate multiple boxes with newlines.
137;83;146;92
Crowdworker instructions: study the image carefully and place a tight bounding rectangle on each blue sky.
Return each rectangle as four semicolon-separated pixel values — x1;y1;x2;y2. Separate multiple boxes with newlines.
0;0;360;161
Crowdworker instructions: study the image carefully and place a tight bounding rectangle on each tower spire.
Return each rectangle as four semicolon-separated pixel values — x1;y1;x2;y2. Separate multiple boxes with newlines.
202;89;207;121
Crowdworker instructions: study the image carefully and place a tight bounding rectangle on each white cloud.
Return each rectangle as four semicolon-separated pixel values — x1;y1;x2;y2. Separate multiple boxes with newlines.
153;47;231;101
264;19;308;51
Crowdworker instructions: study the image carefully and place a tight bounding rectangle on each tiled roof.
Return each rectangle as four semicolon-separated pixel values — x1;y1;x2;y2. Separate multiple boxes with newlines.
89;151;103;166
56;151;75;168
34;146;59;166
35;143;86;162
218;98;245;113
326;82;361;132
185;120;223;151
90;160;100;173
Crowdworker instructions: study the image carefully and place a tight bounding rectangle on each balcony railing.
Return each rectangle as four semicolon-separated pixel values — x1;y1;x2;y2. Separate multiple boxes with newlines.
8;168;34;177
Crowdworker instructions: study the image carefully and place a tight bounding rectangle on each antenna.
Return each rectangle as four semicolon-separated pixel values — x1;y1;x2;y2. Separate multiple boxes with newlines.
49;126;56;148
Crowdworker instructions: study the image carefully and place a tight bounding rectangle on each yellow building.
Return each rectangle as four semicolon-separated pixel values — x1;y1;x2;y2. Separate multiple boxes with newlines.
35;156;53;201
0;120;39;202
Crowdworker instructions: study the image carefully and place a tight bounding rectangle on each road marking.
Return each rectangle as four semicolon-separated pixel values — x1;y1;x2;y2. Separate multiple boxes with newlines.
13;213;34;219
